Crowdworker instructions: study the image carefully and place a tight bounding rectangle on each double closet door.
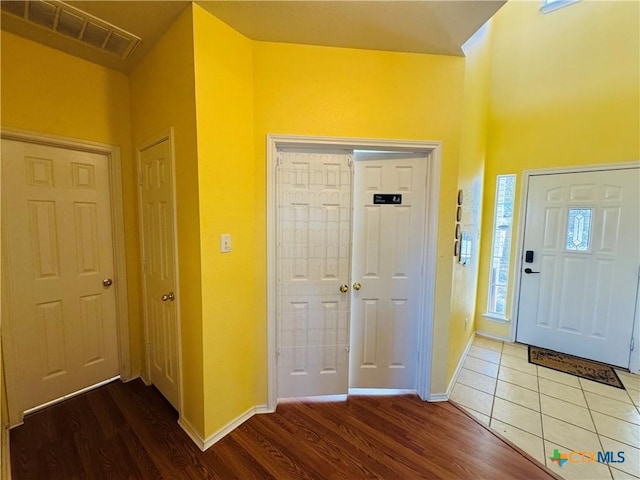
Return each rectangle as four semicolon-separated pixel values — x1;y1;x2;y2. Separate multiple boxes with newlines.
276;149;427;398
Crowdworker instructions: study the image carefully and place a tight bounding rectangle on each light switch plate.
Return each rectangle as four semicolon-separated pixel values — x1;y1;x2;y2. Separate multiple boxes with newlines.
220;234;231;253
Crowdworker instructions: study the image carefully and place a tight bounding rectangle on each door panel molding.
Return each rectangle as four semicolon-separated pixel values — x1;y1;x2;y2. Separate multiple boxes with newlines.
512;161;640;373
1;127;132;426
136;128;183;416
266;134;442;409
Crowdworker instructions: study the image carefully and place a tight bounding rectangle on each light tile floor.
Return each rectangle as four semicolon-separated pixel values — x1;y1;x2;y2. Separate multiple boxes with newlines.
451;335;640;480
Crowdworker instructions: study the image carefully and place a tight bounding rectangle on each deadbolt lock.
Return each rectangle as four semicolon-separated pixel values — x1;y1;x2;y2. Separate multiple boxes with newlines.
339;284;349;293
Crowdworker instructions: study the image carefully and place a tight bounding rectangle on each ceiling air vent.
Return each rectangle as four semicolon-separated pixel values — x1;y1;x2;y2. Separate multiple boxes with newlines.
1;0;140;59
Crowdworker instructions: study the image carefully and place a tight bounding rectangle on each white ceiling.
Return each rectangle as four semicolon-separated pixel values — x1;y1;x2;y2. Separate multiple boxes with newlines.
1;0;506;73
197;1;505;57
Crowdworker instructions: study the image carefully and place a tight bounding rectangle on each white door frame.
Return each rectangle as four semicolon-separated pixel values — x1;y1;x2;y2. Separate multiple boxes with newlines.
266;134;442;409
1;127;132;426
136;128;184;416
511;160;640;373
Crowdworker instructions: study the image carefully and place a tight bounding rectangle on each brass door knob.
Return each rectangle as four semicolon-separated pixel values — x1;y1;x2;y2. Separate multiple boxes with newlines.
103;278;113;287
161;292;175;302
353;282;361;291
339;284;349;293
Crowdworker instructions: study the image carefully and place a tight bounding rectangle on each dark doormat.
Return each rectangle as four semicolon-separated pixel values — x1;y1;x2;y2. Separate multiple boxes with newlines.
528;346;625;389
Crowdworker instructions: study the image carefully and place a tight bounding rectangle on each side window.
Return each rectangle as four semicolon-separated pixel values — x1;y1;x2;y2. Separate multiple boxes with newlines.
486;175;516;319
540;0;581;14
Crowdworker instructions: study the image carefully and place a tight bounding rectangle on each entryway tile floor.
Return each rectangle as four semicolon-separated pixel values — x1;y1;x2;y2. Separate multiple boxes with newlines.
451;335;640;480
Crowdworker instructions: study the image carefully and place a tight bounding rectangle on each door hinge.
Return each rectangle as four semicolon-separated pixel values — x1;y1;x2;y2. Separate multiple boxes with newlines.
138;171;144;186
631;337;635;351
142;259;147;273
276;150;283;166
348;155;353;167
145;342;151;356
346;345;350;353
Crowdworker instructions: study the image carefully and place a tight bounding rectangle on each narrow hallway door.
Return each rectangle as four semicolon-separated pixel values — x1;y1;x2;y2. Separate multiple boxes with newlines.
139;137;180;408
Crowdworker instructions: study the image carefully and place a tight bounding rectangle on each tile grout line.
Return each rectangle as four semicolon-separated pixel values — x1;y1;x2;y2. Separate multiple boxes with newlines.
579;377;614;479
536;364;549;469
487;340;504;427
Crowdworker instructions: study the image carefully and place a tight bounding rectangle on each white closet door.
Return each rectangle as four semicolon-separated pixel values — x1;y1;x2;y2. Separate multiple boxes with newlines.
276;149;352;398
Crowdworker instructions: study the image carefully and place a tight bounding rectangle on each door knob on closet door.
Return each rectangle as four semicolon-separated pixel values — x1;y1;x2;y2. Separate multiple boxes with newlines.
339;284;349;293
102;278;113;287
161;291;175;302
353;282;361;291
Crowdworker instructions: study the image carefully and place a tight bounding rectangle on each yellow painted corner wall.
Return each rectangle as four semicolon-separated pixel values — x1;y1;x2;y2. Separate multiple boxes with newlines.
0;31;143;374
475;0;640;338
447;22;493;380
191;5;258;437
129;5;205;435
253;41;466;394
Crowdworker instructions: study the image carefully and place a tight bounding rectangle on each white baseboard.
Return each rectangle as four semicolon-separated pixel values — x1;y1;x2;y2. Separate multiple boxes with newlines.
427;393;449;402
427;332;476;402
139;371;151;386
2;422;11;480
179;404;273;452
446;333;476;398
475;330;510;342
122;373;141;383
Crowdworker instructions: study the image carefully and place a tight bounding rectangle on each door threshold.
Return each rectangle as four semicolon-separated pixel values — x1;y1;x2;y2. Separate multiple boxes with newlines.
20;375;120;422
348;388;416;396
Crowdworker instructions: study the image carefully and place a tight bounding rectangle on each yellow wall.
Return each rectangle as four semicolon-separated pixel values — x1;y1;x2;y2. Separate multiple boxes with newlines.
447;22;493;379
191;5;259;437
0;31;143;374
129;6;205;436
253;41;466;394
475;0;640;337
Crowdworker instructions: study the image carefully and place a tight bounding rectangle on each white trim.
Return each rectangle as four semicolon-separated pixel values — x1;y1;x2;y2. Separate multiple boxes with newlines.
0;127;132;426
540;0;581;14
266;134;442;409
22;376;119;417
427;393;449;402
510;161;640;346
445;333;476;399
136;129;184;419
179;404;272;451
482;312;510;324
348;389;415;396
475;330;511;343
1;420;10;480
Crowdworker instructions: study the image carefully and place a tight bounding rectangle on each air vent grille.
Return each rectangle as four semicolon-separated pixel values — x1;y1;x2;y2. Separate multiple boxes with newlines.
0;0;140;59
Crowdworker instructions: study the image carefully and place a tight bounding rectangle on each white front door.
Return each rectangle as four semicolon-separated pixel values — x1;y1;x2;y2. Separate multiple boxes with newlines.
276;149;352;398
350;152;427;388
2;139;119;421
139;138;180;409
516;168;640;367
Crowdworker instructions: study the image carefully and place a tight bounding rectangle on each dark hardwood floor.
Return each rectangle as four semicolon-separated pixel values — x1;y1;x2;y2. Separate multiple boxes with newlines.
11;379;556;479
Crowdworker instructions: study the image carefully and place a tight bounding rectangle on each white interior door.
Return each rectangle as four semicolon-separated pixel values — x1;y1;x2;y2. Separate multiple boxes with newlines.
276;149;352;398
139;138;180;409
350;152;427;388
516;168;640;367
2;139;119;421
